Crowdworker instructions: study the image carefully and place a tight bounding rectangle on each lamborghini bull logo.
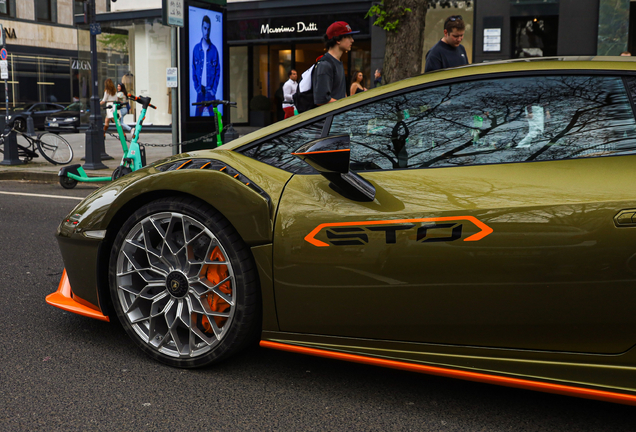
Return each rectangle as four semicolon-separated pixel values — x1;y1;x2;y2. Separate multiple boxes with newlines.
304;216;493;247
170;280;180;291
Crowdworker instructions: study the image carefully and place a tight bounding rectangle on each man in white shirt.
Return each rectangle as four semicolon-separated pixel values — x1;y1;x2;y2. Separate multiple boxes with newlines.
282;69;298;119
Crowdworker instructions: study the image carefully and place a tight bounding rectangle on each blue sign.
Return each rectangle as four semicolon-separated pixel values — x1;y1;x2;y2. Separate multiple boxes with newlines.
0;48;7;60
90;23;101;35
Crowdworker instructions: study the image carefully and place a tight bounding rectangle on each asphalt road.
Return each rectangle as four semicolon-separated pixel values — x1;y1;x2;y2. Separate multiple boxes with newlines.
1;180;635;431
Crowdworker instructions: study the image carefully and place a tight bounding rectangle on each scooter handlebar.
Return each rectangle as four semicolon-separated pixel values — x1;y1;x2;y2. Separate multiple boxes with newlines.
127;93;157;109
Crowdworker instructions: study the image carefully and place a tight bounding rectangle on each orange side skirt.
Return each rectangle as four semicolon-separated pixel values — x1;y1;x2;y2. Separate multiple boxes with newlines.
260;340;636;406
46;269;110;322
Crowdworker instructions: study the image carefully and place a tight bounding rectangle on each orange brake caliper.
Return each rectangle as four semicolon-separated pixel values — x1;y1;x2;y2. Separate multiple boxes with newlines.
202;247;232;333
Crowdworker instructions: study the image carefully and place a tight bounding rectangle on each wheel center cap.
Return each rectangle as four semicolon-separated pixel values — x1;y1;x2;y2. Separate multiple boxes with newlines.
166;271;189;298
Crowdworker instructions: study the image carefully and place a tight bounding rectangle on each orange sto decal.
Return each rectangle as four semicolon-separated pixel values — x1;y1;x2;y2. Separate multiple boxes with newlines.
304;216;493;247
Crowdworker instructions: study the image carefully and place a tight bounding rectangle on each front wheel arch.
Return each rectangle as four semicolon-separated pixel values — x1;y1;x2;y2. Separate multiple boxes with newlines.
96;190;250;320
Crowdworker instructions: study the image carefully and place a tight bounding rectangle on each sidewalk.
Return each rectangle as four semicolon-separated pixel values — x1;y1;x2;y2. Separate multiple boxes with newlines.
0;127;258;184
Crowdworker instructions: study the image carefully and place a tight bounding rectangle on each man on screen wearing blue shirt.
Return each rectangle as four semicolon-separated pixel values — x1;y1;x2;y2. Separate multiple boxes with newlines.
192;15;220;116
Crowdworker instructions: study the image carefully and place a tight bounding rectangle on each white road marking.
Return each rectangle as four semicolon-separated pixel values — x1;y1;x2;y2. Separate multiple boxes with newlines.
0;191;84;201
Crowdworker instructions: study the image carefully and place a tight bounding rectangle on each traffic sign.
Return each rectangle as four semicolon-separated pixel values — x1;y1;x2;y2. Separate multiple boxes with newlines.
0;48;7;61
166;67;178;87
0;60;8;80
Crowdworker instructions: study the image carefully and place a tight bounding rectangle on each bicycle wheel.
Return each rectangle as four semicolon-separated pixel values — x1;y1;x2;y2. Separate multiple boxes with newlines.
36;133;73;165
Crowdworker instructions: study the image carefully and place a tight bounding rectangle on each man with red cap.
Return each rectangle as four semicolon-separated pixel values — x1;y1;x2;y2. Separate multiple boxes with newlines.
313;21;359;105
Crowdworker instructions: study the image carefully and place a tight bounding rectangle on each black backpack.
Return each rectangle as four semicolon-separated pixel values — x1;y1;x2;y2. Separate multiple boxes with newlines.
293;57;323;113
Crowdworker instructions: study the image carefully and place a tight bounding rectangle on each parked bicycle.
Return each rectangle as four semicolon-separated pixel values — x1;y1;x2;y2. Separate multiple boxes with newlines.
0;121;73;165
191;99;236;147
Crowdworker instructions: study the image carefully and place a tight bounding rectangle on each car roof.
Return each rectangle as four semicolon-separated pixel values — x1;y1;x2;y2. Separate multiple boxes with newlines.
220;57;636;152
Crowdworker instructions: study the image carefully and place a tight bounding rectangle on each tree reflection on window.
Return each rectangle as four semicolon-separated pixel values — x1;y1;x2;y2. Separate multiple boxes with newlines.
330;76;636;170
241;119;324;173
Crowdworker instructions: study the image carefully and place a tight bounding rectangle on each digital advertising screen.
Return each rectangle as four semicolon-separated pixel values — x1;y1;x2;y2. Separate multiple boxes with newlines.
188;6;224;118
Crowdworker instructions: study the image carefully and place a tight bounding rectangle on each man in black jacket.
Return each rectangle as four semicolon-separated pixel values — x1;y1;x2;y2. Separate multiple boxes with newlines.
313;21;359;105
425;15;469;73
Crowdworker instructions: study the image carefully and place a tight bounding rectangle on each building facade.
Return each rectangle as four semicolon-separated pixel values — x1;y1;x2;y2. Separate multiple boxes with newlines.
0;0;109;113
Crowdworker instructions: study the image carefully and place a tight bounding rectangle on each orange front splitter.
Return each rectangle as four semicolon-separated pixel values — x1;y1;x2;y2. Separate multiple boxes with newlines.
46;269;109;322
260;340;636;406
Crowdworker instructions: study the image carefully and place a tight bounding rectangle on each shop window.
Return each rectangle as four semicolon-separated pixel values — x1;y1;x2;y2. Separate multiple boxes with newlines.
349;40;371;91
511;16;558;58
40;58;71;104
329;75;636;171
229;46;248;124
35;0;57;23
14;56;38;104
85;21;172;126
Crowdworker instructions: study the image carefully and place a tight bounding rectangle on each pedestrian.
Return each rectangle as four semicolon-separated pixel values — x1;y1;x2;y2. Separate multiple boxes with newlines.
349;70;367;96
313;21;359;106
99;78;117;138
424;15;469;73
374;68;382;87
192;15;220;116
116;82;132;137
282;69;298;119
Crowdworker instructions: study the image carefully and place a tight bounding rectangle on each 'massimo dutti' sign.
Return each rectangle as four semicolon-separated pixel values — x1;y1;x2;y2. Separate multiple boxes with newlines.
260;22;318;35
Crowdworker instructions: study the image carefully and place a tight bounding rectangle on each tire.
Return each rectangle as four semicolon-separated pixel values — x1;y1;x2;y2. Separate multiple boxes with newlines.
37;132;73;165
59;176;78;189
111;165;132;181
109;197;261;368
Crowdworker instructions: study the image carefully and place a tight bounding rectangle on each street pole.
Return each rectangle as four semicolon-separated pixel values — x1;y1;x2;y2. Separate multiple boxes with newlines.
83;0;108;170
171;26;179;155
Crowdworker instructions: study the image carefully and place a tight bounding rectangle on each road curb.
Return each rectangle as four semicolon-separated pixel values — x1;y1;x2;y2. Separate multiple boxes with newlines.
0;171;60;182
0;170;109;184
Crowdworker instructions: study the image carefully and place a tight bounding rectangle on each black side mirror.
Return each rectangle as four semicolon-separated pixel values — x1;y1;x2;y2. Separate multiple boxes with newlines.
293;134;376;202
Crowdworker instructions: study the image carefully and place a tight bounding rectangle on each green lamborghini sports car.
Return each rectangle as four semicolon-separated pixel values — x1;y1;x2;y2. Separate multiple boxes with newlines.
49;57;636;405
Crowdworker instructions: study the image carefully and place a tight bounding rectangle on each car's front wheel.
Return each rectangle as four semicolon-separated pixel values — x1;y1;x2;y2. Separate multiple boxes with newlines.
109;197;261;368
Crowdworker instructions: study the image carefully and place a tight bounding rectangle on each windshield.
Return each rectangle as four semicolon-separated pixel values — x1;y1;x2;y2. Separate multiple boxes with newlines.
64;102;84;111
13;103;35;112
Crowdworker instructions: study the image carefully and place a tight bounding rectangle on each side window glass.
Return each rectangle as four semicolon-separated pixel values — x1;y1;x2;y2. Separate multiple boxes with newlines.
240;119;325;173
329;76;636;170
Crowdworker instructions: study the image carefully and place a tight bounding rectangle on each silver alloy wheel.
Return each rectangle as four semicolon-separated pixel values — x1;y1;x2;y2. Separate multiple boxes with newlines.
115;211;236;359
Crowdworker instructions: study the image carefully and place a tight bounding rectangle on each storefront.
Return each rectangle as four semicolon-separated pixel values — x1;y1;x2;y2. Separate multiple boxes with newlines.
75;9;174;128
226;0;377;126
0;20;79;113
472;0;620;63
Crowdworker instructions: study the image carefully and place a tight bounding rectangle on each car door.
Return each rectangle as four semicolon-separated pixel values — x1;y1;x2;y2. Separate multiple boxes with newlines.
273;73;636;354
29;103;47;128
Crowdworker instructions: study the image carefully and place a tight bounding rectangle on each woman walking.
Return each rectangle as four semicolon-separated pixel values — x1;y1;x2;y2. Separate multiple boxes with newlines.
349;71;367;96
99;79;117;138
116;82;132;137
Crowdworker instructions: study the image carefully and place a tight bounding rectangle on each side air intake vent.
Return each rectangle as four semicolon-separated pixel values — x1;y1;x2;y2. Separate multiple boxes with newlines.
157;159;270;204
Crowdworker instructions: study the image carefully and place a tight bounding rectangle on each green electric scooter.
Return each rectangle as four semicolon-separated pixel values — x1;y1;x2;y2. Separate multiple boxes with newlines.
58;93;156;189
192;99;237;146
